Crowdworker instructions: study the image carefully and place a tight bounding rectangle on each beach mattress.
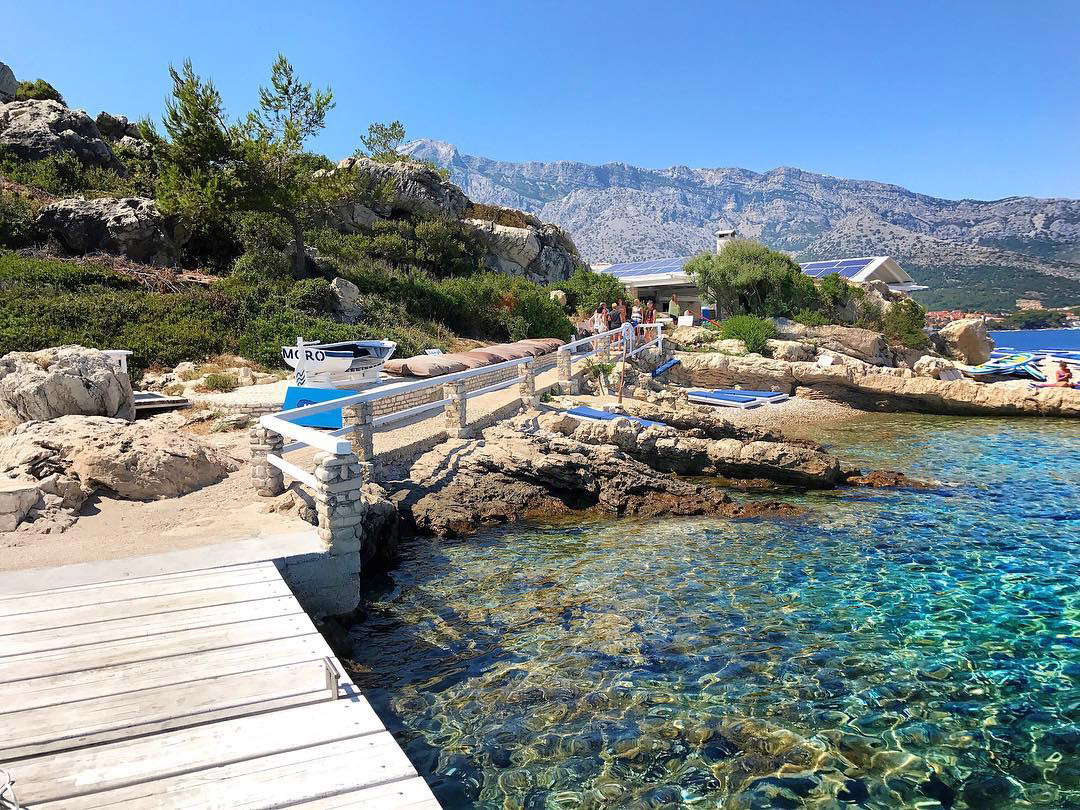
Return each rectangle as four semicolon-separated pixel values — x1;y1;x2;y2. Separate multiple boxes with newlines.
707;388;789;402
651;357;681;378
566;406;666;428
686;390;767;409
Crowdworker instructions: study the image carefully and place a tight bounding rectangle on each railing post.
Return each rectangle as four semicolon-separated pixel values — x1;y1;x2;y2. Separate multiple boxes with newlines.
250;425;285;497
443;379;470;438
342;401;375;482
557;347;578;395
518;358;538;410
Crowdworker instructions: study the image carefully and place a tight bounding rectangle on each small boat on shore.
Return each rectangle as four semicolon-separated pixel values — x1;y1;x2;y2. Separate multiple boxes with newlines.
281;339;396;388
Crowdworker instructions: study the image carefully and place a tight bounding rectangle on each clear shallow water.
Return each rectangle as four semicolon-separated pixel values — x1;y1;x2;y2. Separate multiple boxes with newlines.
348;416;1080;809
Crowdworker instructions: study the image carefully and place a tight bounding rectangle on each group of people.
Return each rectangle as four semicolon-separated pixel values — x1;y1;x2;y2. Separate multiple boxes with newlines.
590;294;691;343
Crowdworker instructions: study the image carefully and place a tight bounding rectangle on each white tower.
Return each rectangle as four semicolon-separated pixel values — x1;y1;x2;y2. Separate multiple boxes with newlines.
714;228;737;253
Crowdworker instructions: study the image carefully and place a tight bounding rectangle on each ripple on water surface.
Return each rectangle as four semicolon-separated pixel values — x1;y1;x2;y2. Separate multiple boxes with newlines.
348;415;1080;809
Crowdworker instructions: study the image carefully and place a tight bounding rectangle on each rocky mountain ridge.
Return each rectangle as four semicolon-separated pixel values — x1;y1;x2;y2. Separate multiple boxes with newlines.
404;139;1080;310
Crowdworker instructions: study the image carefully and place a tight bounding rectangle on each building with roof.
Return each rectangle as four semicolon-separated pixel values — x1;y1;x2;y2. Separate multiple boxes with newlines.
592;229;926;316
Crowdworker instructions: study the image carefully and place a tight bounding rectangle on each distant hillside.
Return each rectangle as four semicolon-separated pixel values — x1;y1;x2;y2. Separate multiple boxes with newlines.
404;139;1080;311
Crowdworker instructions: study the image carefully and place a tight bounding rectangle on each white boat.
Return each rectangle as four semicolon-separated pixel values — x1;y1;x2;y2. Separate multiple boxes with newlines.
282;339;396;388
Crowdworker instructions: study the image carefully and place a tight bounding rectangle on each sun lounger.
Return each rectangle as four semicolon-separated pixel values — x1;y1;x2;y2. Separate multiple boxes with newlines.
686;390;772;409
707;388;789;402
651;358;681;378
565;406;666;428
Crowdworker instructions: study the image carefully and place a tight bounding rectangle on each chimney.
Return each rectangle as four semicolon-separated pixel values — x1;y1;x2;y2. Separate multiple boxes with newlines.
714;228;736;254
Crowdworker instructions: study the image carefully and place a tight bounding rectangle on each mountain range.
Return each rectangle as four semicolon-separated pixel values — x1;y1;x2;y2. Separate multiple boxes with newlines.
402;139;1080;311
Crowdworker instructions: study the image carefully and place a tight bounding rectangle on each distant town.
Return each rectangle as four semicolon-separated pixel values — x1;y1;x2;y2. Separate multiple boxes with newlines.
927;298;1080;331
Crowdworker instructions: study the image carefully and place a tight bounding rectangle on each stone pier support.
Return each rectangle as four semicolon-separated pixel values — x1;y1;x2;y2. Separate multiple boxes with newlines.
279;449;366;618
557;349;579;395
342;401;375;482
518;359;539;411
443;380;471;438
249;425;285;496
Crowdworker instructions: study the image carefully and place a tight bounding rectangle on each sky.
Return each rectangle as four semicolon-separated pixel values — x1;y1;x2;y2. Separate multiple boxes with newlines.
7;0;1079;201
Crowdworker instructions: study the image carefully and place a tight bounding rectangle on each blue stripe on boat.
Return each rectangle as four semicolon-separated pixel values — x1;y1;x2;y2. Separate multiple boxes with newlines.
566;406;666;428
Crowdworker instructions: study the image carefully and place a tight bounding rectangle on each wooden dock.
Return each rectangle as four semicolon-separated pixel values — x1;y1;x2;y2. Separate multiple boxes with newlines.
0;557;439;809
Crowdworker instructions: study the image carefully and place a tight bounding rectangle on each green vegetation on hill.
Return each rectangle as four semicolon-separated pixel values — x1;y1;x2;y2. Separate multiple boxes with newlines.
989;309;1069;330
909;263;1080;312
15;79;65;104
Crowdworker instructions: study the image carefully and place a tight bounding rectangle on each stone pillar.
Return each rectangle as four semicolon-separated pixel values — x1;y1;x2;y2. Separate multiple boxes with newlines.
443;380;470;438
599;334;612;361
283;449;366;618
342;402;375;482
249;425;285;496
557;348;578;395
518;359;538;410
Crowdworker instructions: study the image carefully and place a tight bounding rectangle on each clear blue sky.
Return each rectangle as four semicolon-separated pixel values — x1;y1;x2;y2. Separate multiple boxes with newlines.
8;0;1079;200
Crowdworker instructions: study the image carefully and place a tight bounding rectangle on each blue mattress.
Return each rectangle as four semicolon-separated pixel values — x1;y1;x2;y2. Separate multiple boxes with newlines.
566;406;666;428
708;388;788;400
686;390;766;409
651;358;682;378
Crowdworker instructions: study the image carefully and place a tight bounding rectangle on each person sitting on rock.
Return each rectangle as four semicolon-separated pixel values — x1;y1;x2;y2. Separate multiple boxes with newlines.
1053;361;1074;387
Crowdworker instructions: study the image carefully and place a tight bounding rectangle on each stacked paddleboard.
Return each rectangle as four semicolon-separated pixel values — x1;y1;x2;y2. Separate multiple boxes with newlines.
686;389;789;409
959;352;1044;381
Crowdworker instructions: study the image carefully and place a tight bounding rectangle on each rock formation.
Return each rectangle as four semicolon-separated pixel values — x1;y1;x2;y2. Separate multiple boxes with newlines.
0;99;124;172
0;62;16;102
669;351;1080;417
0;415;238;532
0;346;134;426
36;196;179;265
937;318;994;365
335;155;470;220
94;111;140;140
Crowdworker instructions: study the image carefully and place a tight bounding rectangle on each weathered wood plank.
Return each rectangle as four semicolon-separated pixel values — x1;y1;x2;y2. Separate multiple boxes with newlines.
0;634;330;713
34;733;419;809
287;778;441;809
10;700;385;804
2;659;337;761
0;614;316;683
0;563;281;618
3;579;294;634
0;560;277;603
0;596;304;658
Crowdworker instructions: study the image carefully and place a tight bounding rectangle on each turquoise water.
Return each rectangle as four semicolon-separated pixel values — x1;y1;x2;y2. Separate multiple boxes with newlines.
348;416;1080;808
990;328;1080;353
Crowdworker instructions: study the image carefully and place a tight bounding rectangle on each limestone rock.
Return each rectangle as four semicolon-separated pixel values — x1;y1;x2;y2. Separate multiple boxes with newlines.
0;99;123;171
937;318;994;365
774;319;892;366
330;276;361;321
467;219;541;268
115;134;152;159
549;289;568;307
767;339;815;362
336;156;470;219
526;243;576;284
913;355;961;380
36;196;179;265
0;415;237;502
327;200;380;233
0;345;134;424
0;62;16;102
94;111;140;140
0;478;40;532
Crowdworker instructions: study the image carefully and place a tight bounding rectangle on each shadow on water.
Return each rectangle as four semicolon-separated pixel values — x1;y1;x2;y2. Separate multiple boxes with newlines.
345;414;1080;809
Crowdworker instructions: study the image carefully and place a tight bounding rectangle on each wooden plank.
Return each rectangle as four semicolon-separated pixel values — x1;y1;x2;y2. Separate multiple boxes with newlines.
35;733;419;809
0;634;330;714
2;579;294;635
287;778;440;809
2;659;337;760
0;596;303;658
0;559;277;602
0;563;281;618
10;700;385;805
0;614;316;683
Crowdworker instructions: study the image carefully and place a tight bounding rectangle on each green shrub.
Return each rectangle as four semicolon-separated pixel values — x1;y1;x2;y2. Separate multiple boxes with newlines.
686;240;819;319
287;278;334;314
0;147;134;196
717;315;778;355
793;308;829;327
550;267;625;315
0;190;40;248
882;299;930;349
15;79;64;104
202;373;238;392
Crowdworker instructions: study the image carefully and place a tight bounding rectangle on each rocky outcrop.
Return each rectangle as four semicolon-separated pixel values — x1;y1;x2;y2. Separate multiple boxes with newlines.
0;346;133;425
912;354;964;380
774;320;893;366
0;99;124;172
94;111;140;140
670;350;1080;417
545;412;841;487
937;318;994;365
468;219;540;268
389;415;800;537
0;415;238;532
470;219;580;283
336;156;470;219
0;62;16;102
36;196;179;264
329;277;361;323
